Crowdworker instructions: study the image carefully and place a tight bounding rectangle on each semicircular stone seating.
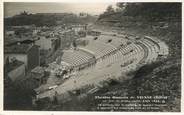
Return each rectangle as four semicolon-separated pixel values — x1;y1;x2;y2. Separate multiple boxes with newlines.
36;33;169;100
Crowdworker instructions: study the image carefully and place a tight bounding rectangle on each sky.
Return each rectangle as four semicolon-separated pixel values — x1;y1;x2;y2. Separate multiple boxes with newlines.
4;2;117;17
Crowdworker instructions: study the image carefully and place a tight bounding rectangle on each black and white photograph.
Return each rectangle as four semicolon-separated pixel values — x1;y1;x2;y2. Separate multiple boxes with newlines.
3;2;182;112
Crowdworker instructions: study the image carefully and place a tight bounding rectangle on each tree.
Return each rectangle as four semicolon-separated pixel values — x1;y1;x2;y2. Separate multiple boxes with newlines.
116;3;126;11
98;5;115;20
105;5;115;14
20;11;29;16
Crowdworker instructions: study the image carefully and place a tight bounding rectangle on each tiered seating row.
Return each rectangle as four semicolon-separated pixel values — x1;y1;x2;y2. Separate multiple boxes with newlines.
144;36;169;56
98;35;125;47
80;41;117;58
138;38;160;63
95;43;144;70
135;42;148;64
61;50;93;67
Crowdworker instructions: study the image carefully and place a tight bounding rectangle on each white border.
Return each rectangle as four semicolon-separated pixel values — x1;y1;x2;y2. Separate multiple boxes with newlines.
0;0;183;115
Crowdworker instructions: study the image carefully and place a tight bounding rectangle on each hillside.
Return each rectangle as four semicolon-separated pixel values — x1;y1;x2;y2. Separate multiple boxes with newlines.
94;3;181;111
4;12;97;27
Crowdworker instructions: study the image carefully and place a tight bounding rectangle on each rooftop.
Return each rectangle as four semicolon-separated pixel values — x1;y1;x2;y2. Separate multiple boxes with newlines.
5;35;35;46
4;44;33;54
4;37;18;46
31;66;45;74
5;60;24;73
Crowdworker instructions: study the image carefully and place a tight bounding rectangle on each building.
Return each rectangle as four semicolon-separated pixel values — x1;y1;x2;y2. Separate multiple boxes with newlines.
5;30;15;36
31;66;49;86
5;59;26;82
35;36;60;54
71;24;87;32
4;44;40;71
87;30;101;36
79;12;88;18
